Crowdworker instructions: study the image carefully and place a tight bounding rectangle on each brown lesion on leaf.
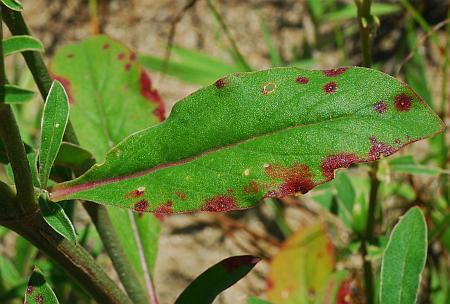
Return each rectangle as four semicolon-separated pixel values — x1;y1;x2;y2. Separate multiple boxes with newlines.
261;82;277;95
201;195;237;212
264;163;315;197
321;153;359;181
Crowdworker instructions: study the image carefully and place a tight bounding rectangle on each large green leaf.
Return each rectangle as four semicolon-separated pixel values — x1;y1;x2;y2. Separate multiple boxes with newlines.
39;80;70;189
50;35;163;295
380;207;427;304
49;67;443;213
267;222;334;303
175;255;260;304
50;35;164;162
24;267;59;304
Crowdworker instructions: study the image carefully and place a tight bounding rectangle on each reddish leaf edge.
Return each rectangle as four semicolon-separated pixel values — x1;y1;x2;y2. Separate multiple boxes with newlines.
48;67;445;214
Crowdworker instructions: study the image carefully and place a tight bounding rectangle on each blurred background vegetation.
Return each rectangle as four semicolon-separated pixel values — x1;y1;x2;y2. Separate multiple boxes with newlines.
0;0;449;303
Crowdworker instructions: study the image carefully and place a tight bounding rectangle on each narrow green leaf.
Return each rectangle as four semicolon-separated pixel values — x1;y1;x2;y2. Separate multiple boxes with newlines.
38;80;69;189
259;17;283;67
54;142;95;170
15;237;38;275
24;266;59;304
38;194;77;244
380;207;427;304
1;0;22;11
175;255;260;304
49;67;444;214
6;153;40;187
388;155;443;176
0;84;34;104
247;296;272;304
139;47;240;86
0;255;22;289
323;3;401;23
3;35;44;56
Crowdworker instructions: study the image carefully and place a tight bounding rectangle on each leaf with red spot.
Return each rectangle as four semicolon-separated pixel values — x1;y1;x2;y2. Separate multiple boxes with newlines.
50;35;164;163
24;266;59;304
49;67;443;213
50;35;164;296
175;255;260;304
267;222;335;303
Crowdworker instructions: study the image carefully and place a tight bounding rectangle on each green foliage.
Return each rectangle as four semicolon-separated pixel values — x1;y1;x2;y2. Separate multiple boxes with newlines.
2;35;44;56
380;207;427;304
24;267;60;304
0;0;22;11
38;194;77;244
0;84;34;104
175;255;260;304
49;67;443;215
322;3;401;23
39;80;69;189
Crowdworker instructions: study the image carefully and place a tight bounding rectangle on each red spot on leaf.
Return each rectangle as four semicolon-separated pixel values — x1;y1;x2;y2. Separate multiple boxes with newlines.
321;153;359;180
394;93;413;112
296;76;309;84
222;256;260;273
125;189;145;199
139;71;166;121
373;101;387;113
201;195;236;212
323;81;337;94
125;63;132;71
337;279;351;304
323;67;348;77
66;53;74;59
26;285;34;295
215;78;227;88
134;200;149;214
117;52;125;60
264;163;314;197
154;201;173;221
267;278;274;290
52;75;74;104
103;43;110;49
243;181;259;194
129;52;137;61
35;294;44;304
175;191;187;200
368;137;396;161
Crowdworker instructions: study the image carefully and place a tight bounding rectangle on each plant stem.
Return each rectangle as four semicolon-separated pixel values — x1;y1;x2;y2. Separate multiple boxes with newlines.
0;6;35;215
355;0;373;67
0;213;132;304
355;1;377;303
85;202;150;304
207;0;252;71
1;5;153;303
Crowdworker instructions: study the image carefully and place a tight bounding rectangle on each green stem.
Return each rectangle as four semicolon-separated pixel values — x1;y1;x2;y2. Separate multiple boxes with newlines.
1;5;152;303
355;1;377;303
0;213;132;304
207;0;252;71
85;202;150;304
0;7;35;215
355;0;373;67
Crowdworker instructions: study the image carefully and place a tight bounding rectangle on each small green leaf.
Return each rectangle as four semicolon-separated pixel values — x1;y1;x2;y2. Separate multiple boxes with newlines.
0;84;34;104
54;142;95;170
49;67;443;214
6;153;40;187
388;155;443;176
3;35;44;56
38;194;77;244
323;3;401;23
0;255;22;289
175;255;260;304
1;0;23;11
24;266;59;304
38;80;69;189
380;207;427;304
